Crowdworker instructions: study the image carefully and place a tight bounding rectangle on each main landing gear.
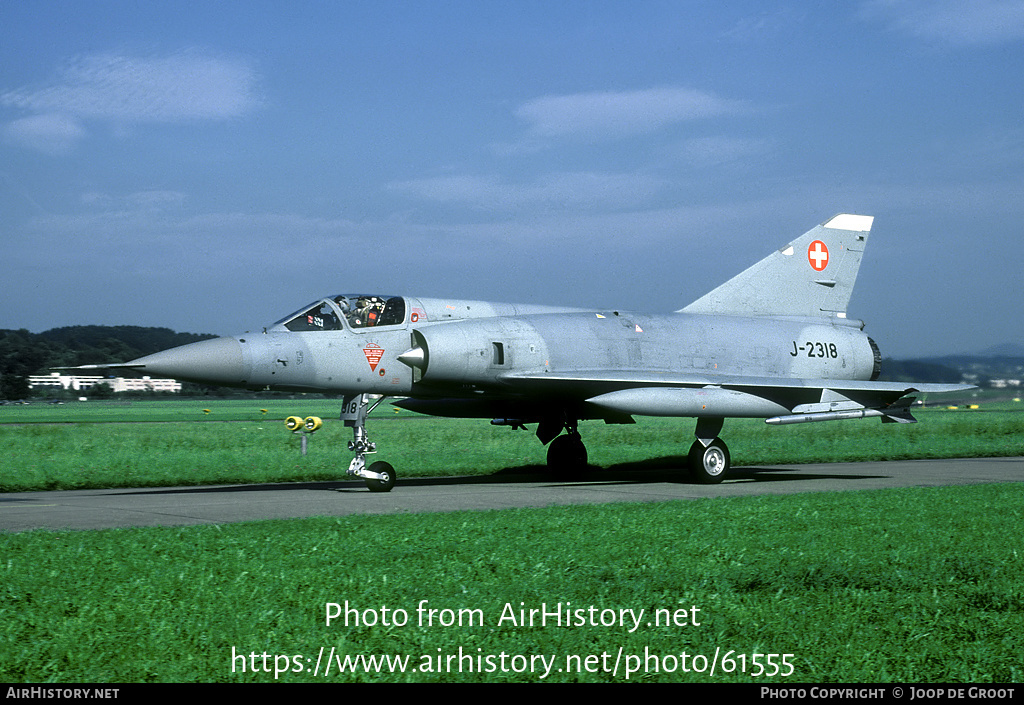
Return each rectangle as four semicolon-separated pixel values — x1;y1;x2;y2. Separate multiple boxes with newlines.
539;415;589;475
546;430;588;473
688;418;730;484
541;415;731;484
341;393;395;492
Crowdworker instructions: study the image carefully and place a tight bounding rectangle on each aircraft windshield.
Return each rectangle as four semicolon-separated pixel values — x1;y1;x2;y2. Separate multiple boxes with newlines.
275;295;406;331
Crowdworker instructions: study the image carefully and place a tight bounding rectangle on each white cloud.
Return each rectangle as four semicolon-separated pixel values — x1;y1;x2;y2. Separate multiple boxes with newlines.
389;171;667;211
1;49;260;154
80;189;188;210
861;0;1024;45
718;8;807;43
3;113;86;155
514;87;742;143
2;50;260;122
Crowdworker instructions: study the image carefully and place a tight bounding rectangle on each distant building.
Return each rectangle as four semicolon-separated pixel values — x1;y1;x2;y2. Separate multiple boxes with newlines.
29;372;182;394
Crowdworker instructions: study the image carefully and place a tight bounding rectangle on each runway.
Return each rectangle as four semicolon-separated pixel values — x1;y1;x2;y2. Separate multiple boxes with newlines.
2;457;1022;532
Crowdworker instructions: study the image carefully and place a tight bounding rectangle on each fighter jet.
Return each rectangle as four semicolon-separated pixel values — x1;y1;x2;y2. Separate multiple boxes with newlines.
78;214;971;491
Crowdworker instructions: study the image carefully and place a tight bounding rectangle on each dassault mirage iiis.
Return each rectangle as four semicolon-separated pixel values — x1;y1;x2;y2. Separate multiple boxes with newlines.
81;214;971;491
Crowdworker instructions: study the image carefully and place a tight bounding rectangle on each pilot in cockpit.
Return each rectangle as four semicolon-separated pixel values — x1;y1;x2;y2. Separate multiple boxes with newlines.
352;296;386;327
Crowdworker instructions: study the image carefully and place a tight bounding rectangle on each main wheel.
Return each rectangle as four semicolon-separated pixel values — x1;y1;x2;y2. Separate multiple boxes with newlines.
546;434;588;474
688;439;730;484
364;461;396;492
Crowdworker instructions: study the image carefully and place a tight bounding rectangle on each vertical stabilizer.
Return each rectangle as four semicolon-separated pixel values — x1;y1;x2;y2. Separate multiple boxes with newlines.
680;213;873;319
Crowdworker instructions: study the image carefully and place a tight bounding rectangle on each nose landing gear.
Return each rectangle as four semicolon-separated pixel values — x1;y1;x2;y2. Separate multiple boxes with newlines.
342;393;396;492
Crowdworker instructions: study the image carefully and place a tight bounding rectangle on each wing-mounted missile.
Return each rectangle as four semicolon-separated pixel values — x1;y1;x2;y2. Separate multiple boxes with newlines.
766;395;920;425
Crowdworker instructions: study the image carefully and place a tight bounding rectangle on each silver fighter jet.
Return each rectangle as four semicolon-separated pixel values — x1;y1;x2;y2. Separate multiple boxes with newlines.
86;214;972;491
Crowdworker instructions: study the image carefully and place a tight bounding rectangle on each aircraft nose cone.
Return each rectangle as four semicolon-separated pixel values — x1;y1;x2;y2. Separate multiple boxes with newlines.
128;336;247;387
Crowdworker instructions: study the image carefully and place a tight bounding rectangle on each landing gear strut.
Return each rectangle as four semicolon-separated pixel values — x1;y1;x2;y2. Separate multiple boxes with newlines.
341;394;396;492
688;418;730;484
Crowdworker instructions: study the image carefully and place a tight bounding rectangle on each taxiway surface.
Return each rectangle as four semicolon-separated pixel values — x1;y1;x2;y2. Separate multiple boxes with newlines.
3;457;1022;533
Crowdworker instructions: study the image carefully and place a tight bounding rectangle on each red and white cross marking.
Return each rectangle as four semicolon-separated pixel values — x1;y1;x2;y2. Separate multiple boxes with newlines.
808;240;829;271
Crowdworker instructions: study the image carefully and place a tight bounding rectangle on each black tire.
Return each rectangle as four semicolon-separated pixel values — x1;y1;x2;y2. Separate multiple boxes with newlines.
688;439;730;484
546;434;588;474
364;461;396;492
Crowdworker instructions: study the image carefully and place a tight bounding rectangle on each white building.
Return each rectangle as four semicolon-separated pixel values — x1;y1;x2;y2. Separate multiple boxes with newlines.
29;372;182;393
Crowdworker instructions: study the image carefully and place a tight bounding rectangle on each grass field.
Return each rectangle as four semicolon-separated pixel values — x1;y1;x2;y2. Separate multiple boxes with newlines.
1;484;1021;682
2;397;1022;683
1;396;1023;492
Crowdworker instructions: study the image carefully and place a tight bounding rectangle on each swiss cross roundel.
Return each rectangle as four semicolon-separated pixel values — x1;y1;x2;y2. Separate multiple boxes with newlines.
807;240;829;271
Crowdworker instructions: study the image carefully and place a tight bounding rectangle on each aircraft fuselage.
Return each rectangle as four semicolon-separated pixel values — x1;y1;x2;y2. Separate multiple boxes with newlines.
138;295;880;411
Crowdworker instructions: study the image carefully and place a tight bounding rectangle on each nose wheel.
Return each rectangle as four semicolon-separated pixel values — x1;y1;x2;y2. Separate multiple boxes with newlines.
363;461;396;493
342;394;396;492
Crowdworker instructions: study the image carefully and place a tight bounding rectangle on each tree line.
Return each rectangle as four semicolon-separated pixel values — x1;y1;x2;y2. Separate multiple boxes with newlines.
0;326;214;400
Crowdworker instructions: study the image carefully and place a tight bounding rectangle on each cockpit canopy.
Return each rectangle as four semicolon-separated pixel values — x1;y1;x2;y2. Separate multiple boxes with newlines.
274;295;406;332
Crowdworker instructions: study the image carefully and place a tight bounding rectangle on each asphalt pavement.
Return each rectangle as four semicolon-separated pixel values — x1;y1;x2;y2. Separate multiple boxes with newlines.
2;457;1021;532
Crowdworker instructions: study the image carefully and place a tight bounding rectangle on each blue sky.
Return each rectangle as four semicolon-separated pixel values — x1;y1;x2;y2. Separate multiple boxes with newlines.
2;1;1023;357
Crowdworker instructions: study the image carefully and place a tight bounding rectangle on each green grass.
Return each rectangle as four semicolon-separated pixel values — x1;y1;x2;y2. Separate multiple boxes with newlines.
2;484;1021;682
3;398;1021;683
0;398;352;425
1;401;1022;492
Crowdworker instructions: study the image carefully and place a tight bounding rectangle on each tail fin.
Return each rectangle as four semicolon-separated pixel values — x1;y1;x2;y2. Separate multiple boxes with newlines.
680;213;873;319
